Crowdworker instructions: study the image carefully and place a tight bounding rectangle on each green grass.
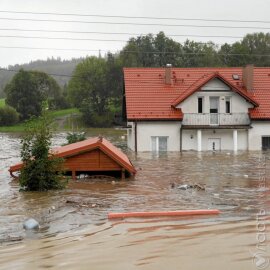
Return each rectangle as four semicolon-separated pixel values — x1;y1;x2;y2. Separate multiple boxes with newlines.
0;98;5;108
0;107;82;132
0;123;26;132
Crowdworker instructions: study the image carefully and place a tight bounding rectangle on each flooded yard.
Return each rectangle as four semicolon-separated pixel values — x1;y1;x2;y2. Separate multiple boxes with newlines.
0;129;270;269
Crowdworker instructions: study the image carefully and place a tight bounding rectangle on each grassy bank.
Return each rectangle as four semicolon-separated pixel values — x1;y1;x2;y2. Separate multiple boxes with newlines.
0;98;5;108
0;108;82;132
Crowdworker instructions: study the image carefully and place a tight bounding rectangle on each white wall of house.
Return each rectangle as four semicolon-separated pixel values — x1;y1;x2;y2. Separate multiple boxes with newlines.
178;91;253;114
182;129;248;151
127;121;251;151
248;121;270;150
201;78;230;91
127;121;181;151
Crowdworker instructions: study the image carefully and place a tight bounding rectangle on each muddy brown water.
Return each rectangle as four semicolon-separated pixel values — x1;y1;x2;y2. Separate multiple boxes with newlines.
0;129;270;269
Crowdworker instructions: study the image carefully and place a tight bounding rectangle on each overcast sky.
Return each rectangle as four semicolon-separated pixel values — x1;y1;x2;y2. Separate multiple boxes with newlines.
0;0;269;67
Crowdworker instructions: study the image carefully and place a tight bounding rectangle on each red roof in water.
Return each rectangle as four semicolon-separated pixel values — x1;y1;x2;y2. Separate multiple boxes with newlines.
123;67;270;120
9;137;136;175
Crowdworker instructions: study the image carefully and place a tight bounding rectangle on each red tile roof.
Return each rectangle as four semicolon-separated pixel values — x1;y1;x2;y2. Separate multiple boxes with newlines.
123;67;270;120
9;137;136;175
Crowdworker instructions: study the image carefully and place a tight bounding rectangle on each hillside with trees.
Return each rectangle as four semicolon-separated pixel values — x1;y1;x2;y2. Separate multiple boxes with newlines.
0;57;83;98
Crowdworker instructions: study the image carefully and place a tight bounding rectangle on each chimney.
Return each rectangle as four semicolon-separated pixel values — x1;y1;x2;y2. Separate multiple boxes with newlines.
165;64;172;85
242;64;254;92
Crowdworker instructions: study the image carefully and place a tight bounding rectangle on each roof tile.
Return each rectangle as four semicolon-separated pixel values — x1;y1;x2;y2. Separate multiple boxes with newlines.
124;67;270;120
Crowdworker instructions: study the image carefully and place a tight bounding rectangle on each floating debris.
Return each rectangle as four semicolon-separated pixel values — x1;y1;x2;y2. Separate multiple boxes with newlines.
170;182;175;188
23;218;39;230
176;183;205;191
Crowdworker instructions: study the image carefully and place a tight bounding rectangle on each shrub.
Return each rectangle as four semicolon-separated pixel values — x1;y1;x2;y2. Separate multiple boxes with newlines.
80;106;114;127
66;132;86;144
0;106;19;126
19;108;66;191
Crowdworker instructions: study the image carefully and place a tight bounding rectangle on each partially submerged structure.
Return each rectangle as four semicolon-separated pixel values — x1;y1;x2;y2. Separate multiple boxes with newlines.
123;65;270;152
9;137;136;180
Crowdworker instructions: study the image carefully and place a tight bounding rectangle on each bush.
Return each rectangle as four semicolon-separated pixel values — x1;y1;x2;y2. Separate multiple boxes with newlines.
80;105;114;127
19;108;66;191
66;132;86;144
0;106;19;126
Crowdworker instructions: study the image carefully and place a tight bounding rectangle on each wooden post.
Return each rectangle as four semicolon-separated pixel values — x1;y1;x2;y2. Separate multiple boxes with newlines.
72;170;76;180
121;168;125;180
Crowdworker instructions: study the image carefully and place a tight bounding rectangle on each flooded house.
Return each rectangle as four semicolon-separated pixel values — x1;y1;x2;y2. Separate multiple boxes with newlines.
123;65;270;152
9;137;136;180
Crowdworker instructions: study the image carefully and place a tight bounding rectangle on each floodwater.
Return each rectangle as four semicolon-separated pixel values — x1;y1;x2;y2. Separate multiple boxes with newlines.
0;129;270;270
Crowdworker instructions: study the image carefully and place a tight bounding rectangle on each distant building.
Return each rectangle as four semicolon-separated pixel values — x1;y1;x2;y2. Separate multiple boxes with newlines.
123;65;270;151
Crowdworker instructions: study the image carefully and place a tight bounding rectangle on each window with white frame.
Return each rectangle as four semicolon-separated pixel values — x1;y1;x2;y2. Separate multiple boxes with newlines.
151;136;168;152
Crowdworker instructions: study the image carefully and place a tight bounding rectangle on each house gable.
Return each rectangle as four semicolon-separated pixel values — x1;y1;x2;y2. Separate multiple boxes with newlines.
177;89;254;114
176;77;255;114
172;72;258;108
64;149;122;171
200;78;230;91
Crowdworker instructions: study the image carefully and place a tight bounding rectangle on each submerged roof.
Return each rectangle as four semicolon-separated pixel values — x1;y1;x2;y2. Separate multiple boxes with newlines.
123;67;270;120
9;137;136;175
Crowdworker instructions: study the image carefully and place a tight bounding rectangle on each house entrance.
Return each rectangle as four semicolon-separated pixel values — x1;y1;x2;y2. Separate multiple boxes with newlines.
208;138;221;151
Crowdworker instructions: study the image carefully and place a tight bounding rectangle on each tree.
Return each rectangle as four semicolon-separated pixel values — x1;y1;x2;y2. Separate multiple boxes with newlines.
106;52;123;111
5;70;43;120
153;32;183;67
19;107;65;191
120;32;221;68
218;33;270;67
68;56;116;126
120;35;154;67
30;71;63;110
4;69;63;120
68;57;108;113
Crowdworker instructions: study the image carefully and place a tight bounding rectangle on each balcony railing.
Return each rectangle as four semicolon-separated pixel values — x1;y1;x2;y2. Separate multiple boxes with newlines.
182;113;250;126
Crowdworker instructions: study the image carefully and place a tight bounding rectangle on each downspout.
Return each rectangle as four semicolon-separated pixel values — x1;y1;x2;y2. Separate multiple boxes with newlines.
180;126;182;152
135;121;138;153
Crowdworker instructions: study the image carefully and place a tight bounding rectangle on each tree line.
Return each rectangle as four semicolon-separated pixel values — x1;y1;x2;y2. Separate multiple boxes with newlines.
1;32;270;127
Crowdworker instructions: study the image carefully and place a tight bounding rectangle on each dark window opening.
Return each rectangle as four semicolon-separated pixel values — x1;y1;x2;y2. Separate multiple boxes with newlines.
210;108;218;113
262;137;270;150
226;100;231;113
198;97;203;113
